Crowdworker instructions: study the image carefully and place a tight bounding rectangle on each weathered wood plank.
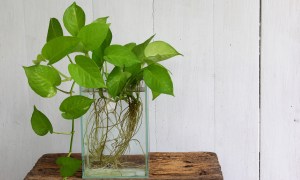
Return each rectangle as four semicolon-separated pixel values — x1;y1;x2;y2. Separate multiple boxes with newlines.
153;1;260;180
153;0;215;152
213;0;260;179
261;0;300;179
0;0;28;180
25;152;223;180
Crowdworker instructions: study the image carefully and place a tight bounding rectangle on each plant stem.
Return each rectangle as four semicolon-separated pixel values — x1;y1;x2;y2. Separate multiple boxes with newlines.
56;88;71;94
104;61;108;79
67;81;76;157
50;65;69;79
70;81;76;94
62;77;72;82
67;55;74;64
53;131;72;135
67;119;75;157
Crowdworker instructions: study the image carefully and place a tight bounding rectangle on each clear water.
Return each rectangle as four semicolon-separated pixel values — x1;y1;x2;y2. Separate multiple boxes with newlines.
84;167;146;178
80;87;149;178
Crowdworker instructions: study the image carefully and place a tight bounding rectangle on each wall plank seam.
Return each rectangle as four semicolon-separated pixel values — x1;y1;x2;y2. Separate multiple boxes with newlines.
152;0;158;151
213;0;216;152
259;0;262;179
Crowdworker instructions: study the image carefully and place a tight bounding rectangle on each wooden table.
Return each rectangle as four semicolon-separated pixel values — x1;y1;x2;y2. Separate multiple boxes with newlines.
25;152;223;180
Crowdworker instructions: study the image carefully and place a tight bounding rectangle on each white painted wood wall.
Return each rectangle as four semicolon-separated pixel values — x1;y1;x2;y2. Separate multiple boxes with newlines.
0;0;298;179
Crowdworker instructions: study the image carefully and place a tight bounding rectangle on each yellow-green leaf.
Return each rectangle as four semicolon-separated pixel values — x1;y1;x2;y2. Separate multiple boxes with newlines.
133;35;155;61
56;157;81;177
124;42;136;50
31;106;53;136
93;16;109;24
68;55;106;88
47;18;63;42
104;45;140;67
59;95;94;120
23;65;61;98
42;36;80;65
107;67;131;98
78;22;109;51
92;29;112;67
63;2;85;36
32;54;46;65
144;41;182;62
143;64;174;96
152;90;161;100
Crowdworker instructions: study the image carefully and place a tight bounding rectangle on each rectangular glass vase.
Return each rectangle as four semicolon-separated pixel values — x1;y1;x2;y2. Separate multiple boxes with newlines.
80;87;149;179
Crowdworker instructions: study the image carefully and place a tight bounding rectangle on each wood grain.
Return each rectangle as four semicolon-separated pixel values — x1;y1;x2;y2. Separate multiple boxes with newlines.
153;0;215;152
25;152;223;180
0;1;262;179
153;1;260;180
213;0;260;179
0;0;29;180
261;0;300;179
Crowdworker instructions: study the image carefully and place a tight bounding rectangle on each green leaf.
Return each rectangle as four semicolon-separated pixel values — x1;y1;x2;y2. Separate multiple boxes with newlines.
133;35;155;61
124;63;141;76
151;90;161;100
31;106;53;136
104;45;140;67
47;18;63;42
144;41;182;62
63;2;85;36
124;42;136;50
56;157;81;177
23;65;61;98
42;36;80;65
124;64;143;87
102;29;112;48
59;95;94;119
107;67;131;98
68;55;106;88
93;16;109;24
78;22;109;51
143;64;174;96
92;29;112;67
92;47;105;68
32;54;46;65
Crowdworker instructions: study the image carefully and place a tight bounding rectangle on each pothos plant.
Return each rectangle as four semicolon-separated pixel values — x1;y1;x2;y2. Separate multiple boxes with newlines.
23;2;181;179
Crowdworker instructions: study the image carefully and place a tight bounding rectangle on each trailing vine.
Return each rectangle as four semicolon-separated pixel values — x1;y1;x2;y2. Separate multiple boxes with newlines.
23;2;181;179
